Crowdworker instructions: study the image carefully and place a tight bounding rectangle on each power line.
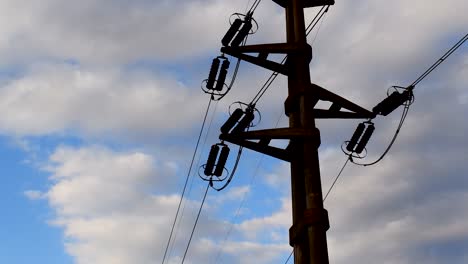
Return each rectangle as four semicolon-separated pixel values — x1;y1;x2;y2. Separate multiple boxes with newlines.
181;183;211;264
284;250;293;264
352;33;466;167
213;111;284;264
248;0;262;14
167;99;220;260
161;97;213;264
411;33;467;87
323;157;351;201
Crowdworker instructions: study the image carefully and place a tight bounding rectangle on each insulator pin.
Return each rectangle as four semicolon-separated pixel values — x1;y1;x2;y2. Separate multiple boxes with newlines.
221;108;244;134
231;111;255;134
222;19;243;47
215;60;230;91
346;123;366;152
373;90;411;116
204;145;220;176
230;20;252;47
214;145;230;176
206;58;220;90
355;124;375;154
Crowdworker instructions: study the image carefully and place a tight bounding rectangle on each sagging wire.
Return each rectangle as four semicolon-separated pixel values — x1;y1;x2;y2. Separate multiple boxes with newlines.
161;96;214;264
350;94;412;167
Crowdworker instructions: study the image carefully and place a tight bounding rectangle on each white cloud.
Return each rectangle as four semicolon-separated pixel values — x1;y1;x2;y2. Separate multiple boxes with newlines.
0;64;208;140
5;0;468;263
24;190;46;200
39;145;292;264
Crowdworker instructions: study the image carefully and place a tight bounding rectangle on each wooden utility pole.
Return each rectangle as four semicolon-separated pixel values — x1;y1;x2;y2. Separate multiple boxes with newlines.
219;0;374;263
284;0;329;263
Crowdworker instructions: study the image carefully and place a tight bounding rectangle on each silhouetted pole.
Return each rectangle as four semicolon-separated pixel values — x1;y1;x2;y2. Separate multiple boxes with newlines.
285;1;329;263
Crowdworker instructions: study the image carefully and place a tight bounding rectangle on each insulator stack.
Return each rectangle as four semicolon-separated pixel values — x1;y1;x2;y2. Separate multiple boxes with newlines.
215;60;230;91
222;19;243;47
346;123;365;152
214;145;230;176
373;90;412;116
221;108;244;134
230;20;252;47
354;124;375;154
204;145;220;176
231;111;255;134
205;57;230;92
206;58;220;90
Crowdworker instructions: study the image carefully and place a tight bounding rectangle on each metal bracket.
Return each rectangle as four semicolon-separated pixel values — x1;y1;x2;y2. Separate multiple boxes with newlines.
221;43;312;76
220;133;292;162
272;0;335;8
284;82;376;119
289;208;330;246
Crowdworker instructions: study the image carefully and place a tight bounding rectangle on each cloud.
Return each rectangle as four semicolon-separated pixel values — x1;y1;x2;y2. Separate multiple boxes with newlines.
24;190;46;200
40;145;290;264
0;64;208;140
5;0;468;263
0;0;285;65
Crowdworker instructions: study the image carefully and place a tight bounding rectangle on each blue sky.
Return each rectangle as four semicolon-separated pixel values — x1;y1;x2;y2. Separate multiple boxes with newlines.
0;0;467;263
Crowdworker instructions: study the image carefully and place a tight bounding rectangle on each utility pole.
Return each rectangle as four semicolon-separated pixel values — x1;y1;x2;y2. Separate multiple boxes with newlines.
218;0;374;263
284;0;329;263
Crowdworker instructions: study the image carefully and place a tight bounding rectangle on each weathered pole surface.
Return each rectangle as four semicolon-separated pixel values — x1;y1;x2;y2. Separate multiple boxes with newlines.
285;0;330;263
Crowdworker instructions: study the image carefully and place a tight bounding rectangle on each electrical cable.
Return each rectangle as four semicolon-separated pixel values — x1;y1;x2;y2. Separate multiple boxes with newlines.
250;5;330;106
247;0;262;14
284;250;294;264
323;157;351;201
161;97;213;264
211;146;243;192
411;33;467;87
351;101;410;167
213;112;284;264
167;99;220;260
181;183;211;264
351;33;466;167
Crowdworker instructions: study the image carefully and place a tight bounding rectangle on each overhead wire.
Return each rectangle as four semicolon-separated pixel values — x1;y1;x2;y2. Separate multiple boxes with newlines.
163;34;246;264
411;33;467;87
248;0;262;14
170;22;254;264
181;183;211;264
351;33;466;167
161;96;214;264
323;157;351;201
213;111;284;264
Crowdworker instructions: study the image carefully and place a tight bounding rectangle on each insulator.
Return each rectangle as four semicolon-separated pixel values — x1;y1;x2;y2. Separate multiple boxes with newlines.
221;19;243;47
373;90;411;116
346;123;366;152
204;145;220;176
206;58;220;90
220;108;244;134
354;124;375;154
231;111;254;134
214;145;230;176
230;20;252;47
215;60;230;91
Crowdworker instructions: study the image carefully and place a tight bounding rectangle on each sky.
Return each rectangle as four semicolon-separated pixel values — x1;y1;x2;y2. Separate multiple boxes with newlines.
0;0;467;263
